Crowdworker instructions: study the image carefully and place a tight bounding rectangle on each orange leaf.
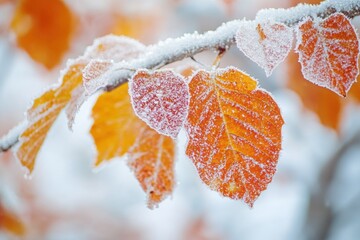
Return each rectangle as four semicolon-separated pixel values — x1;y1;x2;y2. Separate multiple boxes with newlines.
290;0;323;6
16;63;85;173
90;83;145;166
91;83;175;207
295;13;359;96
128;126;175;209
185;67;284;206
349;80;360;103
0;204;25;236
349;60;360;103
287;52;344;131
11;0;75;69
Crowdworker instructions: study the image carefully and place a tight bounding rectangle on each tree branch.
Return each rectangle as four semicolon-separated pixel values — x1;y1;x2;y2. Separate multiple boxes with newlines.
1;0;360;153
86;0;360;94
303;129;360;240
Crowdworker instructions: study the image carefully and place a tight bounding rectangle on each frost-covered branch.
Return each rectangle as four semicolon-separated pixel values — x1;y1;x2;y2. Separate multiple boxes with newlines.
1;0;360;153
100;0;360;92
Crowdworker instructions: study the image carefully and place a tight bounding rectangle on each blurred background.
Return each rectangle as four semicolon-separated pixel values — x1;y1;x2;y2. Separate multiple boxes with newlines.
1;0;360;239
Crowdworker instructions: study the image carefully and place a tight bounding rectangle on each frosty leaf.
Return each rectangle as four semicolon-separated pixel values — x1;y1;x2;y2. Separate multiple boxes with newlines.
128;126;175;209
82;60;113;87
66;35;145;129
10;0;75;69
83;35;146;95
16;63;85;173
185;67;284;206
91;83;176;208
295;13;359;97
129;69;189;138
287;52;344;130
236;20;293;76
65;83;87;130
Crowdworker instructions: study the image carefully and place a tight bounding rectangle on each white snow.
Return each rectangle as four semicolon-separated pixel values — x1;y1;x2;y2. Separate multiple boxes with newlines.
256;0;360;26
0;121;27;151
83;20;242;95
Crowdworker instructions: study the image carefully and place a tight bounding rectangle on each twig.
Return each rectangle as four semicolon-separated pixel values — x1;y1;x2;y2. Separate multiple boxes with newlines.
302;129;360;240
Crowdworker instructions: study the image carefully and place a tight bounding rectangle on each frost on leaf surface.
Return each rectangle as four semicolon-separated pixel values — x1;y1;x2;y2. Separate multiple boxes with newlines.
129;69;189;138
16;63;85;173
83;35;146;95
236;20;292;76
91;83;175;208
295;13;359;97
287;52;343;131
128;126;175;209
66;35;145;129
185;67;284;206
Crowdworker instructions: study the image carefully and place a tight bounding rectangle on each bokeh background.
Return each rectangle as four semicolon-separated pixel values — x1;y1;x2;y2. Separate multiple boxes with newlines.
1;0;360;239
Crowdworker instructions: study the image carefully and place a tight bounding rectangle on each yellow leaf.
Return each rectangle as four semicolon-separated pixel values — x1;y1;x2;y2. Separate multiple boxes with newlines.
91;83;175;207
90;83;145;166
16;63;84;173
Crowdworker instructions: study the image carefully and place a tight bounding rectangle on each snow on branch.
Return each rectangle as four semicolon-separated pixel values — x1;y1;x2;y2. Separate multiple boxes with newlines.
257;0;360;26
1;0;360;153
96;0;360;93
0;121;26;152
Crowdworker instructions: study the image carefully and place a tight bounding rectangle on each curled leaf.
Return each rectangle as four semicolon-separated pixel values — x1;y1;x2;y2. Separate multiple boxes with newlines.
66;35;145;129
16;63;85;173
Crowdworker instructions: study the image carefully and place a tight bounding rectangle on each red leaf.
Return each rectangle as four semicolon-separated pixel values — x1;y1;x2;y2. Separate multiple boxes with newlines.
295;13;359;96
130;69;189;138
